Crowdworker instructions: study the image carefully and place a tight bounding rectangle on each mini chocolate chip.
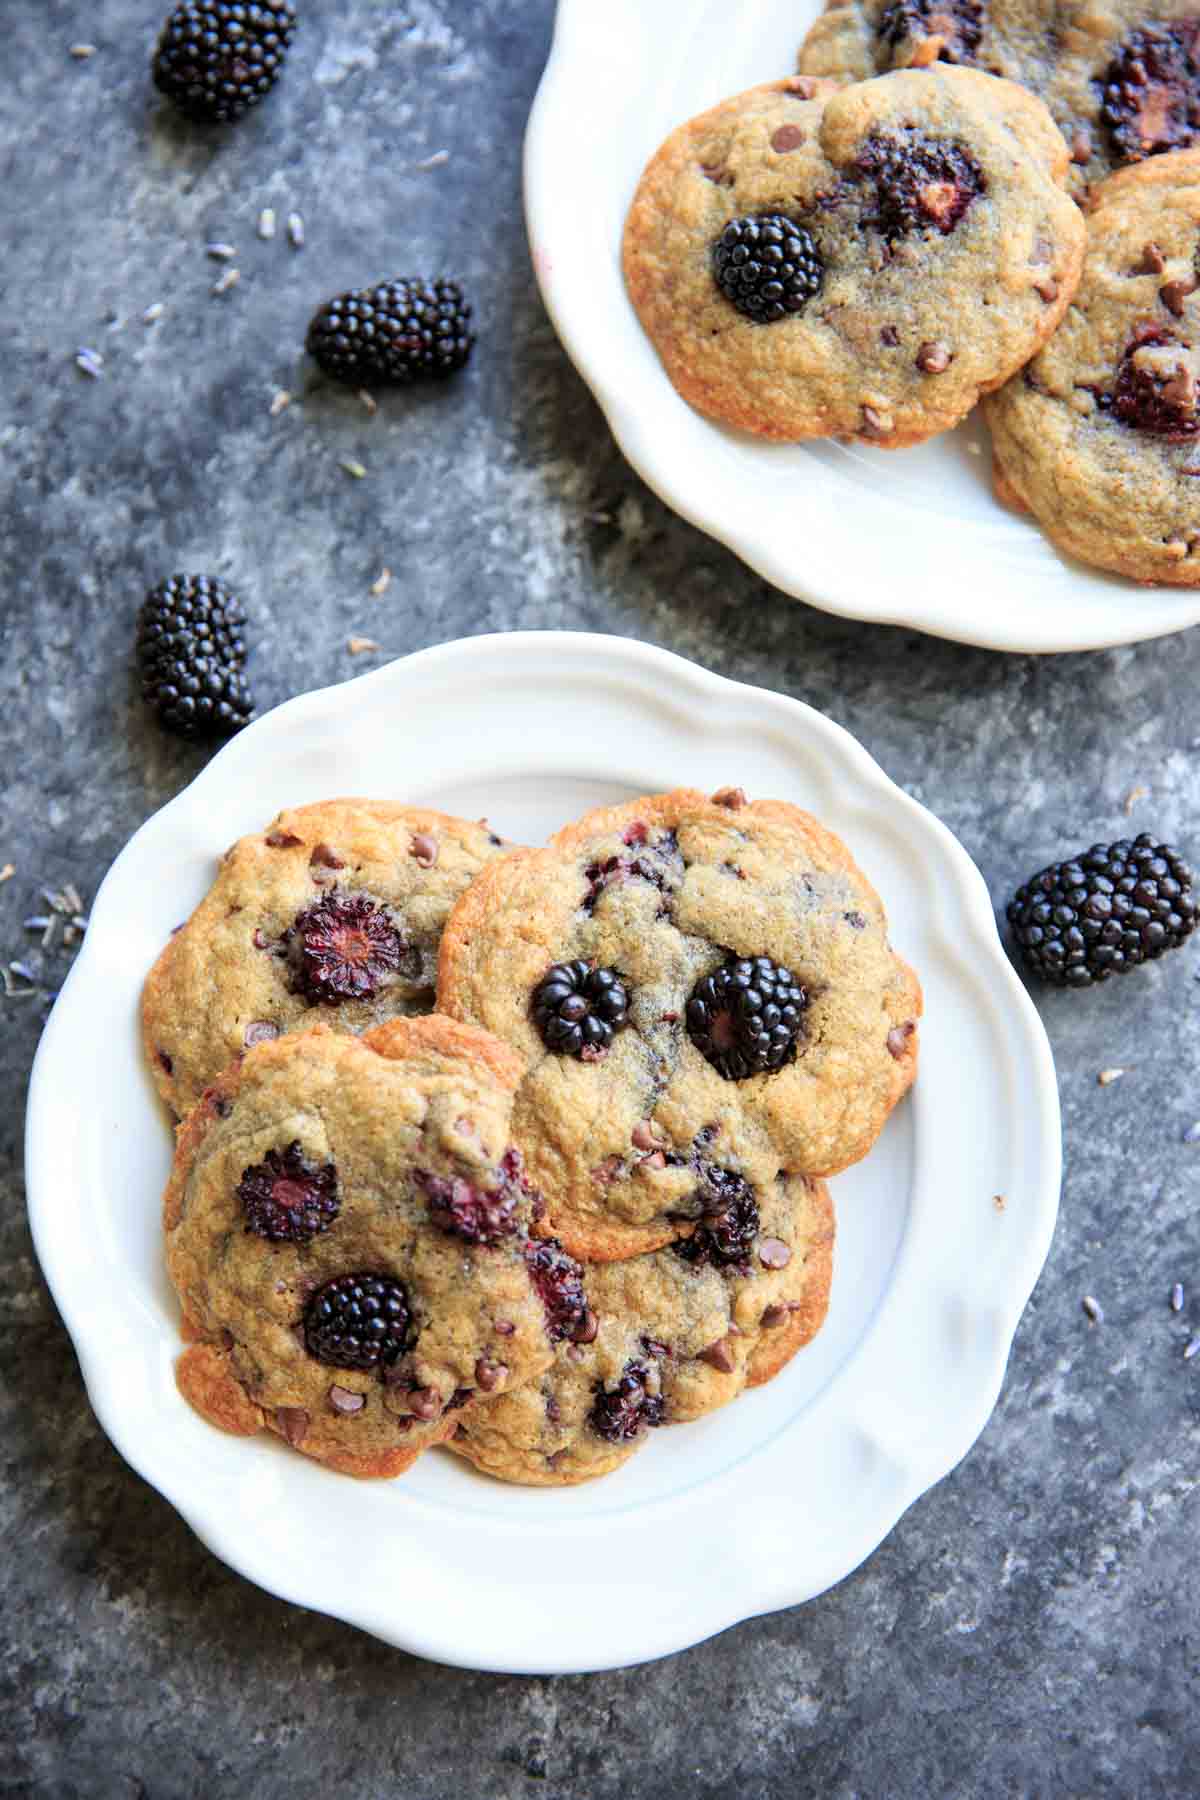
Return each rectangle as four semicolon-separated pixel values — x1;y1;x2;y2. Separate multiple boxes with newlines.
410;832;439;867
244;1020;279;1047
309;843;345;870
265;831;302;849
711;785;748;810
699;1337;736;1373
770;124;805;153
785;75;818;98
1161;277;1198;317
1070;128;1092;164
571;1308;599;1345
1034;279;1059;304
916;341;951;374
329;1384;366;1415
760;1304;790;1329
1133;241;1166;275
275;1406;309;1446
880;324;900;346
758;1237;792;1269
631;1120;662;1151
408;1387;442;1421
474;1358;507;1392
887;1021;915;1059
639;1149;667;1170
157;1049;174;1075
860;404;890;437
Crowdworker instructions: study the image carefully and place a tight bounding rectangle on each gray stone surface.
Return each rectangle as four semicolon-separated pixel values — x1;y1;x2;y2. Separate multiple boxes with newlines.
2;3;1199;1795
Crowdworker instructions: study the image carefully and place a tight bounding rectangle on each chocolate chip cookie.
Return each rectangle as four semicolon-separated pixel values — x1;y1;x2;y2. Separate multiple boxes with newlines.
798;0;1200;197
166;1015;561;1478
449;1173;835;1486
438;787;921;1260
984;148;1200;581
621;70;1084;446
142;799;512;1116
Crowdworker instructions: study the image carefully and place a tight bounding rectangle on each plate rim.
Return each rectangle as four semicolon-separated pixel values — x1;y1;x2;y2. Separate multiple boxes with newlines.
25;630;1063;1672
522;0;1200;655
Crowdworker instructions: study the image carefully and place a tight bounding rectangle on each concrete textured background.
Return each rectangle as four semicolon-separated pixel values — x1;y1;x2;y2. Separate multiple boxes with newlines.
3;3;1200;1796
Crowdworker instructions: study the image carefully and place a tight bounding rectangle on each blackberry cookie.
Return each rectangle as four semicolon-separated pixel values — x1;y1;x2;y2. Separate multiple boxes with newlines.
450;1173;835;1486
798;0;1200;197
166;1015;562;1478
621;70;1083;446
142;799;512;1116
438;787;921;1260
984;149;1200;582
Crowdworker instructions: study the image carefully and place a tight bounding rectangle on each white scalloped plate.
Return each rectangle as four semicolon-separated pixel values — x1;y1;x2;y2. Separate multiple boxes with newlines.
524;0;1200;653
26;634;1060;1672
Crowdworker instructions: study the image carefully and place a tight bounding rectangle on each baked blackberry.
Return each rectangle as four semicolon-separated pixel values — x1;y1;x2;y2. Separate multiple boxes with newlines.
674;1178;760;1272
303;1272;412;1371
238;1141;339;1244
524;1238;589;1343
687;956;807;1080
532;961;629;1059
418;1148;527;1246
135;574;254;741
1007;834;1197;986
588;1362;665;1444
855;132;985;239
1110;328;1200;439
284;891;406;1004
306;279;475;385
1100;22;1200;164
877;0;984;65
152;1;296;124
712;214;824;323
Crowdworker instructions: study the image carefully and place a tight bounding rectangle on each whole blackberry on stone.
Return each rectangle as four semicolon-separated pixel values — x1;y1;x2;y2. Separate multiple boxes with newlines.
712;214;823;323
532;961;629;1059
1007;834;1197;986
136;574;254;741
687;955;807;1080
152;1;296;124
306;279;475;386
303;1272;412;1371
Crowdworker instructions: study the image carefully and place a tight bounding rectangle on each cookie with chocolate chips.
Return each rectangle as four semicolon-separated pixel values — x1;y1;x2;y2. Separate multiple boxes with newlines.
437;788;920;1260
449;1173;835;1486
142;798;514;1116
798;0;1200;197
984;148;1200;581
166;1015;561;1478
621;69;1083;446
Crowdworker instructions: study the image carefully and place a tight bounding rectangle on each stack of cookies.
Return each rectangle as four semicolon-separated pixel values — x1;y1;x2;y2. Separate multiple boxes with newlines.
147;789;920;1484
622;10;1200;586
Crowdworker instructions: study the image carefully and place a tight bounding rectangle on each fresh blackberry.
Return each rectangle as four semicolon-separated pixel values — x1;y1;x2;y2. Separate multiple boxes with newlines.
303;1272;412;1371
855;132;985;238
1100;22;1200;164
418;1148;529;1246
306;279;475;386
877;0;984;65
524;1238;589;1343
1007;834;1197;986
284;891;406;1004
687;956;807;1080
152;1;296;124
588;1362;665;1444
135;574;254;741
238;1141;339;1243
712;214;824;323
532;961;629;1058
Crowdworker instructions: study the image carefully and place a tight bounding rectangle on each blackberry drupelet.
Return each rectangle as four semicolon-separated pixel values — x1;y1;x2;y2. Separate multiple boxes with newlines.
1100;22;1200;163
303;1272;412;1371
532;961;629;1058
306;279;475;385
687;955;807;1080
284;891;406;1004
712;215;823;323
588;1362;665;1444
238;1141;339;1244
1007;834;1197;986
136;573;254;741
152;1;296;124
